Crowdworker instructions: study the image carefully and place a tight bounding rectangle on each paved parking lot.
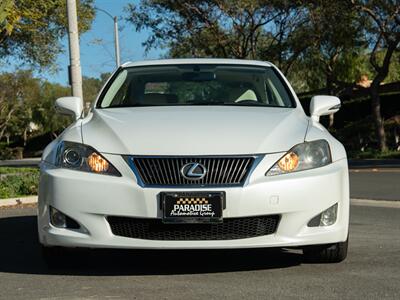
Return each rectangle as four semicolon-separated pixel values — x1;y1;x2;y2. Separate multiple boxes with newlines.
0;203;399;299
350;169;400;201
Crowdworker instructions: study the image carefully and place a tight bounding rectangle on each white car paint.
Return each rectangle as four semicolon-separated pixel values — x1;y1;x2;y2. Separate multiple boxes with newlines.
38;59;349;253
81;106;309;155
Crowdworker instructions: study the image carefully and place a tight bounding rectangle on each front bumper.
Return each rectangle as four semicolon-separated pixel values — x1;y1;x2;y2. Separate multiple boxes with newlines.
38;153;349;249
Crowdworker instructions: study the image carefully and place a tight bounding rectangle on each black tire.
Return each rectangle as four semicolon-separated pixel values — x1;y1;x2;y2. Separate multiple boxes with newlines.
303;238;348;263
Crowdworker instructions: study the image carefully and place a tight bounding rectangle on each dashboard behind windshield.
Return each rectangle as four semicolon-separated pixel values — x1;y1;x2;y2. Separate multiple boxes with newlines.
97;64;295;108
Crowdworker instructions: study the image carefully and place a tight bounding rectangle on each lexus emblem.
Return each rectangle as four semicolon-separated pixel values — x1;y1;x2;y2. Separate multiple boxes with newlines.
181;162;207;180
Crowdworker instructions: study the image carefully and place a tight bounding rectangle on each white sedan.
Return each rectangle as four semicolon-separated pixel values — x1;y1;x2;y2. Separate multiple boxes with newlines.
38;59;349;264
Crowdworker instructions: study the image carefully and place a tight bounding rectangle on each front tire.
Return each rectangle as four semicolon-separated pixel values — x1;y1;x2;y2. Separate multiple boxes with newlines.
303;238;348;263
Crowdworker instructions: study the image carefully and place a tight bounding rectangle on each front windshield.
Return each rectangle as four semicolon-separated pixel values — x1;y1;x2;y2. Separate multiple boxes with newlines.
98;64;295;108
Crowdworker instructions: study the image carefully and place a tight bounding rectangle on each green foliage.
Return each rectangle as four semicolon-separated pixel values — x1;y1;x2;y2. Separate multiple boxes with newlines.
0;167;39;199
126;0;399;152
0;70;71;148
333;116;377;151
83;75;107;105
34;81;72;136
0;0;17;37
0;71;108;158
274;1;370;93
0;0;95;69
125;0;304;65
376;51;400;84
0;167;38;174
126;1;399;91
348;150;400;160
0;143;18;160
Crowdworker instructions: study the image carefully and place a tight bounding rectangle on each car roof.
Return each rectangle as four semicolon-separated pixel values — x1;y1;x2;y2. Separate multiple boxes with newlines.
122;58;273;68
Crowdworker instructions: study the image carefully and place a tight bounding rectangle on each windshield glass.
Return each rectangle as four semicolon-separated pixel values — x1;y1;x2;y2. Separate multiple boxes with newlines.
98;64;295;108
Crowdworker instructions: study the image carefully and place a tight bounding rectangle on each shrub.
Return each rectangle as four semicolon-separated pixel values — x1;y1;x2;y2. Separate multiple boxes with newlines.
0;168;39;199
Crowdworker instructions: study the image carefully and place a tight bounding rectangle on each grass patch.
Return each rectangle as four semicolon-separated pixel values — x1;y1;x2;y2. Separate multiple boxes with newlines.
0;167;39;199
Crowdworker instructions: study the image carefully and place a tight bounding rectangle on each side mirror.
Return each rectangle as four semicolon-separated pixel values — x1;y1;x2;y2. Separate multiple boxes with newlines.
310;95;341;122
55;97;83;120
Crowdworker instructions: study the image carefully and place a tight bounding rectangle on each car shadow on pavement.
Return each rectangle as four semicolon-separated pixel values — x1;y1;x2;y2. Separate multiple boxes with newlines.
0;215;302;276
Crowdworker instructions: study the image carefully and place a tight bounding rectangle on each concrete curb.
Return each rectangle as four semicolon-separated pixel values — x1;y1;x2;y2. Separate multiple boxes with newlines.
350;198;400;208
0;196;38;208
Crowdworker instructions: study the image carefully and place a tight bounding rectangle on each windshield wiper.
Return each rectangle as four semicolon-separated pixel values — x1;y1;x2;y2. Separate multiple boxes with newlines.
107;103;158;108
233;100;265;106
188;101;226;105
189;100;268;106
105;101;277;108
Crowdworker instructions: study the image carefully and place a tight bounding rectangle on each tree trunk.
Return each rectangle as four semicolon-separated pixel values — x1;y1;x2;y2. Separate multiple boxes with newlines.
23;128;27;147
326;74;335;129
370;83;387;152
329;114;334;128
366;39;397;152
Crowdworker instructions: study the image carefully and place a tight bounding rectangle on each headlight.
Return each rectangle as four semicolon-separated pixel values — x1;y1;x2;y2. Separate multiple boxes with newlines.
266;140;331;176
56;141;121;176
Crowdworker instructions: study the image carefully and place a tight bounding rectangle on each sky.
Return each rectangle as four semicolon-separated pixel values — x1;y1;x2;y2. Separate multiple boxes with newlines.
10;0;164;85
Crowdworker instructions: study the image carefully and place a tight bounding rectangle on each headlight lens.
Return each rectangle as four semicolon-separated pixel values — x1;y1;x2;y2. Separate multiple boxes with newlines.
56;141;120;176
266;140;331;176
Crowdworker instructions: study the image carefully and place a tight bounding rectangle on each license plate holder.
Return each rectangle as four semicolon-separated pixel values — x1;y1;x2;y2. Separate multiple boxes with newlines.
161;192;224;224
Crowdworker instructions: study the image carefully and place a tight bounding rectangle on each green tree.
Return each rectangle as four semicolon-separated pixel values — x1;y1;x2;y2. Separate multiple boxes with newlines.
351;0;400;152
83;76;105;105
288;1;368;93
33;81;71;139
0;71;111;149
125;0;308;70
0;0;95;68
0;70;41;145
0;71;71;149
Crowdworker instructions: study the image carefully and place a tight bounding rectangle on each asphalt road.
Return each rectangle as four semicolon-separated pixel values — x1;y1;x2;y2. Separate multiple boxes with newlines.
350;169;400;200
0;204;399;300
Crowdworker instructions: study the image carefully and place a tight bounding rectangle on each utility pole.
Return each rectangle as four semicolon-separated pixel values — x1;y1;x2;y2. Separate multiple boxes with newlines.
95;7;121;68
66;0;83;100
114;16;120;67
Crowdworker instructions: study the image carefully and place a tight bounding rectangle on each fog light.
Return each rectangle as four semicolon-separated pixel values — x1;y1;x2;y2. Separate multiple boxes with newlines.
308;203;338;227
50;207;67;228
49;207;81;229
320;203;338;226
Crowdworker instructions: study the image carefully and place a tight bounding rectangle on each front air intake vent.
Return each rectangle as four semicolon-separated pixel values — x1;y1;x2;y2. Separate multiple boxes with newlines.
108;215;280;240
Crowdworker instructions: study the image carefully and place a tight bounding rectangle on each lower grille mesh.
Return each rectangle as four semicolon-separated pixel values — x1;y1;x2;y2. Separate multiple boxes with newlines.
107;215;280;241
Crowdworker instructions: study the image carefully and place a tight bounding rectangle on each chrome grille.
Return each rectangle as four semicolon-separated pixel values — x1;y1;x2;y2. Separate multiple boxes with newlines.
127;156;256;187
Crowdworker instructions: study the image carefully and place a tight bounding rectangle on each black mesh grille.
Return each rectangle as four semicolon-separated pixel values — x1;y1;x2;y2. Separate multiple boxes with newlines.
107;215;280;241
129;156;255;186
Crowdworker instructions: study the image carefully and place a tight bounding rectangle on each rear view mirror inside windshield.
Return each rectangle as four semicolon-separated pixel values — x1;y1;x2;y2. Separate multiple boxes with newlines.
182;72;216;81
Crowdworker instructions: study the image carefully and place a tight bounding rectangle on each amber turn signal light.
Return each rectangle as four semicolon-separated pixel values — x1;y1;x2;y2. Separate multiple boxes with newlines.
87;152;109;173
277;152;299;172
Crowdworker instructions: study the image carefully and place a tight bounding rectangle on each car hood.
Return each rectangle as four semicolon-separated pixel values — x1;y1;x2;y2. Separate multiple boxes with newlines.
81;106;308;155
